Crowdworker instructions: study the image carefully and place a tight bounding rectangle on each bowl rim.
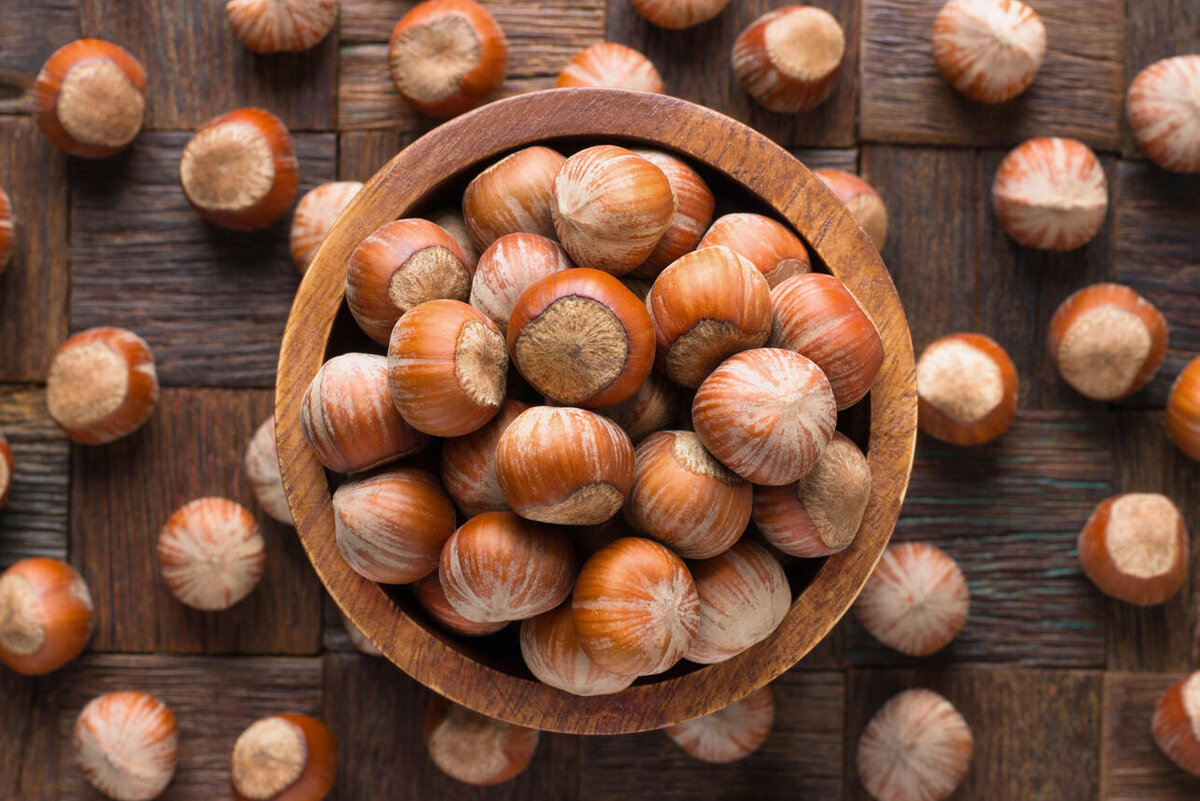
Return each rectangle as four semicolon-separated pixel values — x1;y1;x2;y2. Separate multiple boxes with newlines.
276;87;917;735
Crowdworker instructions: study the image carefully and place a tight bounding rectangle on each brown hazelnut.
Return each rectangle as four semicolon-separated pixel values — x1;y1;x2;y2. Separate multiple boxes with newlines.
1127;56;1200;173
244;416;294;526
289;181;363;274
462;146;566;249
627;149;715;279
814;169;888;251
857;689;974;801
414;571;508;636
157;497;266;611
665;685;774;763
631;0;730;29
519;601;635;696
992;137;1108;251
1153;671;1200;776
0;432;11;511
597;369;680;444
431;208;480;271
440;398;529;517
424;697;538;785
1078;493;1188;606
74;691;178;801
931;0;1046;103
916;333;1019;446
226;0;338;53
231;714;337;801
731;6;845;113
0;557;94;675
1168;356;1200;462
555;43;664;93
469;233;573;329
698;213;811;288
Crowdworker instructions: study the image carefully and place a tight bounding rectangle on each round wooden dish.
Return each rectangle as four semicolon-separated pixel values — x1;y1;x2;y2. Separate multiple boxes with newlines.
276;88;917;735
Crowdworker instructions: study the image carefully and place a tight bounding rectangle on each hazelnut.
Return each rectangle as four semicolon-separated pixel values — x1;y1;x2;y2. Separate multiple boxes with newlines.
624;430;752;559
300;353;429;473
74;691;178;801
508;268;654;408
289;181;363;274
415;571;508;636
388;0;508;119
992;137;1108;251
596;370;679;443
931;0;1046;103
157;497;266;611
1047;283;1168;401
0;186;13;274
226;0;338;53
1168;356;1200;461
231;714;337;801
854;542;970;657
495;406;635;526
1127;55;1200;173
631;0;730;29
424;696;539;786
462;146;566;249
0;432;13;511
441;398;529;517
731;6;845;113
857;689;974;801
345;218;472;344
555;43;665;93
752;432;872;558
469;233;573;329
340;613;383;656
1078;492;1188;606
387;299;508;437
180;107;299;231
550;145;675;275
916;333;1019;446
627;150;715;279
814;169;888;251
0;557;94;675
46;327;159;445
685;538;791;664
768;273;884;409
519;601;635;696
698;213;811;288
573;537;699;676
244;416;294;526
332;467;456;584
692;348;836;486
665;685;774;763
33;38;146;158
431;208;480;270
1153;671;1200;776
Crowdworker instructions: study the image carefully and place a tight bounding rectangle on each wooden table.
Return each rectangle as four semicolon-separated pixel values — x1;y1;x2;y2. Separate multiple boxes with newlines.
0;1;1197;798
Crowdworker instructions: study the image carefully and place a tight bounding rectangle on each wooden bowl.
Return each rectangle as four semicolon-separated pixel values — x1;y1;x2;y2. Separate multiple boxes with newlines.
276;88;916;735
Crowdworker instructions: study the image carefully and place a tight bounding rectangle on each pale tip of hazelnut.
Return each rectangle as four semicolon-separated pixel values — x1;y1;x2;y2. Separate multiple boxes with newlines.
916;333;1018;446
74;691;178;801
931;0;1046;104
226;0;339;54
631;0;730;29
731;6;846;113
555;43;664;93
244;416;294;526
857;688;974;801
231;716;307;799
157;497;266;611
992;137;1108;251
424;698;540;786
814;168;888;251
1078;492;1188;606
665;684;775;763
1127;55;1200;174
290;181;363;274
1153;671;1200;776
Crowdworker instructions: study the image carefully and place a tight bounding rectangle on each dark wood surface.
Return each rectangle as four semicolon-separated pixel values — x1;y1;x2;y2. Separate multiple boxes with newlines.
0;0;1197;797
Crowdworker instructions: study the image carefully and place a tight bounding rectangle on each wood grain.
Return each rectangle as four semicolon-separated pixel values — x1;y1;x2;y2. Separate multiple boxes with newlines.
791;148;858;173
0;387;70;568
69;131;335;387
1122;0;1200;158
70;388;322;654
861;0;1126;150
0;671;57;801
55;654;323;800
1101;672;1200;800
0;0;79;114
338;130;417;183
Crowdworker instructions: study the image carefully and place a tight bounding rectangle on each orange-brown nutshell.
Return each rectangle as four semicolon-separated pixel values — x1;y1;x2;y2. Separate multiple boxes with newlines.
597;370;679;443
1047;283;1168;401
627;150;715;279
387;299;508;437
244;416;294;526
300;353;428;473
289;181;363;273
0;432;12;511
346;218;472;344
769;273;884;409
1153;671;1200;776
1168;356;1200;462
46;327;159;446
389;0;508;118
440;398;529;517
665;685;775;763
573;537;700;676
916;333;1019;446
231;713;337;801
647;246;773;388
623;430;752;559
731;6;845;113
415;571;508;636
992;137;1108;251
1077;493;1188;606
857;689;974;801
555;43;665;93
931;0;1046;104
469;233;573;329
74;690;178;801
462;146;566;249
33;38;146;159
433;208;481;270
697;213;811;288
814;169;888;251
0;186;13;274
550;145;675;275
157;497;266;611
692;348;837;486
332;467;456;584
507;268;654;408
0;557;93;676
423;696;539;786
1127;55;1200;174
631;0;730;29
519;600;635;696
179;108;298;231
226;0;338;54
753;432;872;558
439;511;576;623
495;406;635;525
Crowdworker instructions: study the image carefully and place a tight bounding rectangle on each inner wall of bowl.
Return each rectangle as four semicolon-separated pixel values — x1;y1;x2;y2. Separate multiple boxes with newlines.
322;136;876;684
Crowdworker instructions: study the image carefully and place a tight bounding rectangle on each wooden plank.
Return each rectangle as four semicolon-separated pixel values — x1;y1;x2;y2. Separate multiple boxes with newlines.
0;387;69;567
846;668;1103;800
608;0;859;148
0;117;70;382
70;388;323;654
55;654;323;800
79;0;336;130
579;670;843;801
845;412;1112;667
791;148;858;173
70;131;336;387
860;0;1126;150
1102;672;1200;800
0;671;57;801
322;652;582;800
0;0;79;114
1122;0;1200;157
338;130;416;183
